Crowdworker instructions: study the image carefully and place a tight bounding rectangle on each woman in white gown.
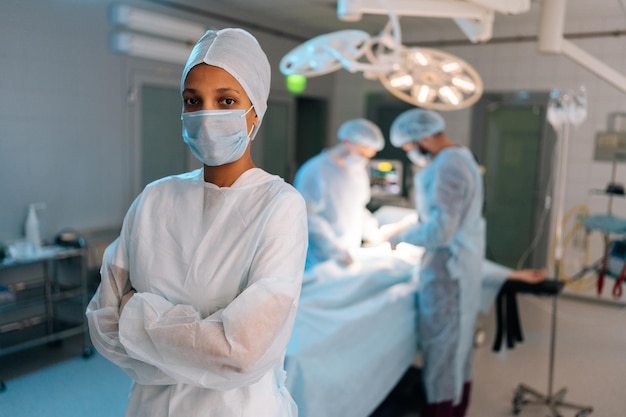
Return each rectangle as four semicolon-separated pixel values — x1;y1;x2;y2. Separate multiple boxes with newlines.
86;28;308;417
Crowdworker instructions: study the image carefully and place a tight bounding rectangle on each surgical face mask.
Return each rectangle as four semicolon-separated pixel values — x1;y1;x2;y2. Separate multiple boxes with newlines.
344;152;369;168
182;106;254;166
417;142;430;157
407;148;430;167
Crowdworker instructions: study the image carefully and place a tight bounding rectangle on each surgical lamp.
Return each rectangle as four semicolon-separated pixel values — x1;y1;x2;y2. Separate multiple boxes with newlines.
279;6;484;111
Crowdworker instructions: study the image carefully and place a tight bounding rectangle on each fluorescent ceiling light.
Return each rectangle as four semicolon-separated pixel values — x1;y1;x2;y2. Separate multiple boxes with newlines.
109;4;206;43
110;32;192;64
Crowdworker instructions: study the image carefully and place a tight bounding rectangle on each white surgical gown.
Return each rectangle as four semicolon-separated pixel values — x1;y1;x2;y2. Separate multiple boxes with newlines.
390;147;485;405
86;168;308;417
294;150;371;269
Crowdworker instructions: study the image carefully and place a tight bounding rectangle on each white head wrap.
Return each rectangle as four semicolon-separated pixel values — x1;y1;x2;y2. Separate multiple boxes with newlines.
181;28;271;136
390;109;445;148
337;118;385;151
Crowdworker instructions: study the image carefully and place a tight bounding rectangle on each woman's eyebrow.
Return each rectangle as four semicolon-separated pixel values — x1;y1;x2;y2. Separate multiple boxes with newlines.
182;87;243;96
215;87;242;95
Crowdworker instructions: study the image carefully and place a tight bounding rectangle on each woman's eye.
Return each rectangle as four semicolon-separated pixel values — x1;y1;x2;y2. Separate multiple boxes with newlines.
221;98;236;106
184;98;199;106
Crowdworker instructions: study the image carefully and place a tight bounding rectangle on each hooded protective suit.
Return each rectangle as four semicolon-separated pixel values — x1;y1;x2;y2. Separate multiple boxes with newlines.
294;119;384;269
390;147;485;407
389;109;484;412
86;28;308;417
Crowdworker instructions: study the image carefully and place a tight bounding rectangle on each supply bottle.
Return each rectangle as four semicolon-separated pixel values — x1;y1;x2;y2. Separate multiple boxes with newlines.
25;204;41;248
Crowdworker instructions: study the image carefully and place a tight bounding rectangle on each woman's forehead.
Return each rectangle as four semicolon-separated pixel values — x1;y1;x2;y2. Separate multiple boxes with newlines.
184;64;244;92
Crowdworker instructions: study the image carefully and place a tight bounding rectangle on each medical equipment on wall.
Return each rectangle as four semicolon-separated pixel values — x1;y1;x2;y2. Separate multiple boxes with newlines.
512;87;593;417
279;1;488;110
549;111;626;299
367;159;411;211
368;159;404;202
593;112;626;216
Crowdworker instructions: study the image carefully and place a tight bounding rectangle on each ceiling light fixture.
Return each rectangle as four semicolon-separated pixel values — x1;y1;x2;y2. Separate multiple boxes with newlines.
107;4;209;65
110;32;192;64
279;1;484;110
109;4;207;43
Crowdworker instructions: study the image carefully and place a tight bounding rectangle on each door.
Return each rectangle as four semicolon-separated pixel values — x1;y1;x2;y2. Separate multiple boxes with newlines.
472;92;554;269
130;71;200;199
140;84;187;188
295;97;327;173
261;98;293;180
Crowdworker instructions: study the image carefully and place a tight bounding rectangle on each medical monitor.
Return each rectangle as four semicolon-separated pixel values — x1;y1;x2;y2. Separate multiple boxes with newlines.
368;159;403;198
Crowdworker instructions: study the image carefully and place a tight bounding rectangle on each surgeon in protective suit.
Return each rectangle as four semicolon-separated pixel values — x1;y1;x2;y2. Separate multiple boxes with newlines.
293;118;385;269
86;28;308;417
384;109;485;417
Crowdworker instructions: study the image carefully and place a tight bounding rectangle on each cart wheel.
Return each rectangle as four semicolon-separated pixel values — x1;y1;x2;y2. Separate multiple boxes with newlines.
513;388;524;403
0;381;6;392
82;346;94;358
512;397;523;414
512;389;524;415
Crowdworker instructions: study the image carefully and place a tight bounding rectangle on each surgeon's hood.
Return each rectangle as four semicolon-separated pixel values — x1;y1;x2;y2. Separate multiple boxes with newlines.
181;28;271;139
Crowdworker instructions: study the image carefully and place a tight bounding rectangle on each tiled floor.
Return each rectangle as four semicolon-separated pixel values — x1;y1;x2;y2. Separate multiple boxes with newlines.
370;290;626;417
1;292;625;417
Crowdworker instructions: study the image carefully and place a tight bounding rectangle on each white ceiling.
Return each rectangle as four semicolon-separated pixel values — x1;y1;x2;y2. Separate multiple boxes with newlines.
153;0;626;45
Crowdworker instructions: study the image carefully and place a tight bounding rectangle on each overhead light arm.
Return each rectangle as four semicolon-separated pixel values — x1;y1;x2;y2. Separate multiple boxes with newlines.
539;0;626;94
338;0;495;21
338;0;530;43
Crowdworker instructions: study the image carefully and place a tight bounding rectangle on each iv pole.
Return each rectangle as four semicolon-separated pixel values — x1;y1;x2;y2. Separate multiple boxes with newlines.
512;93;593;417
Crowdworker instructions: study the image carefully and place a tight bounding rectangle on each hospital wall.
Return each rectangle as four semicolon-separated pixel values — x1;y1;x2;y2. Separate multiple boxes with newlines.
2;0;626;273
327;22;626;272
0;0;335;243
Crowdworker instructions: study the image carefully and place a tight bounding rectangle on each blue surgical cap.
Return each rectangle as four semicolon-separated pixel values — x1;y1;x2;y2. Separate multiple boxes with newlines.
338;118;385;151
390;109;445;148
182;28;271;132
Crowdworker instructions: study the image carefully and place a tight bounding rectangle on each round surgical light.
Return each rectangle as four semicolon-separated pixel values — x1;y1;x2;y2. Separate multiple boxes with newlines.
278;14;484;111
379;47;483;111
279;30;370;77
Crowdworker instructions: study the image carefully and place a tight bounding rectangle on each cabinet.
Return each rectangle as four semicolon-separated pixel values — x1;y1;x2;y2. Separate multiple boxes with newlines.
0;246;94;391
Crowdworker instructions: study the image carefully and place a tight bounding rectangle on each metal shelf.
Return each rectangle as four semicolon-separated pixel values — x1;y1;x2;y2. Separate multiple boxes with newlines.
0;246;93;392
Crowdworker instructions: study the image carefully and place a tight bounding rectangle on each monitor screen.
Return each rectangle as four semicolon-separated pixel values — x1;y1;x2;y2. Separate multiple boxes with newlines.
368;159;403;198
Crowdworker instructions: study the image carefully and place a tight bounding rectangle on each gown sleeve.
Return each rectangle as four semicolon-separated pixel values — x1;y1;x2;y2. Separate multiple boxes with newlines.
296;166;345;257
391;156;469;249
85;198;176;385
116;191;308;390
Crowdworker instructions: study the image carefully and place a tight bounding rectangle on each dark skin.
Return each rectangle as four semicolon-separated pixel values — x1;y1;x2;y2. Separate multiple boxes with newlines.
182;63;260;187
